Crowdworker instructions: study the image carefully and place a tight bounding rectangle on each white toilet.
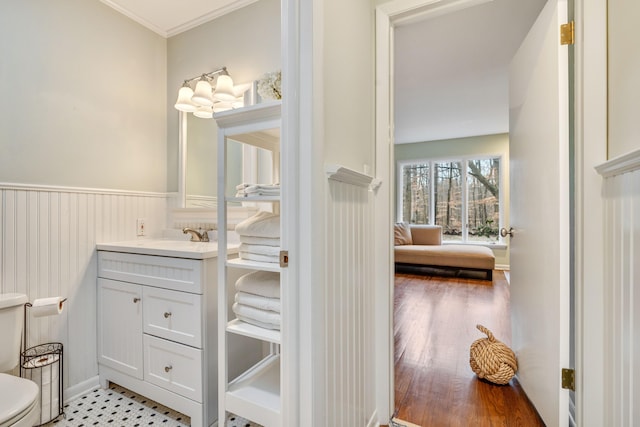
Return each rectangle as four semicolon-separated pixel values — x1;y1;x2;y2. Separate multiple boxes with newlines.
0;294;40;427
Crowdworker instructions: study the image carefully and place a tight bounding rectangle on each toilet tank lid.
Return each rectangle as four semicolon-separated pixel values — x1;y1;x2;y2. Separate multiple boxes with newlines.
0;293;27;310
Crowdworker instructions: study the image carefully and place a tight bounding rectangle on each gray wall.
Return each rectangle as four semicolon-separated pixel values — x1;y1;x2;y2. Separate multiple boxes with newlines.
166;0;281;194
608;0;640;158
0;0;167;192
322;0;375;172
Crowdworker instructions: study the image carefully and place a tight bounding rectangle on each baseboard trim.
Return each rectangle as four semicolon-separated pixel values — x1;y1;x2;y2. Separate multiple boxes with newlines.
64;375;101;404
366;409;379;427
391;418;421;427
495;264;510;271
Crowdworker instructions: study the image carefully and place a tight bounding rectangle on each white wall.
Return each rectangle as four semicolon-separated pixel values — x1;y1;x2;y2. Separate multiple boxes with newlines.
322;0;375;172
303;0;378;424
166;0;281;194
0;0;167;192
0;0;171;398
608;0;640;159
0;186;167;397
395;133;510;267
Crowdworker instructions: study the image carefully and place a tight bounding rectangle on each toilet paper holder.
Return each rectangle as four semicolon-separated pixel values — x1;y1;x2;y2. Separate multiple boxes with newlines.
20;299;66;425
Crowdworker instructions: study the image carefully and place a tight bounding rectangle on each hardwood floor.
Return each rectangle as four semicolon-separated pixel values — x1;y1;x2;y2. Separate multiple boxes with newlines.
392;270;545;427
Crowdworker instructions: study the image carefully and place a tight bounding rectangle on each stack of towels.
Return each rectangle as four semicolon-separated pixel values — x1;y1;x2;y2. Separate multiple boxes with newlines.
232;270;281;330
235;211;280;263
235;183;280;197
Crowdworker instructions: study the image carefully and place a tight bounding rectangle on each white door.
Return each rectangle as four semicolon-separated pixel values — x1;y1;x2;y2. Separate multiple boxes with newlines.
508;0;570;426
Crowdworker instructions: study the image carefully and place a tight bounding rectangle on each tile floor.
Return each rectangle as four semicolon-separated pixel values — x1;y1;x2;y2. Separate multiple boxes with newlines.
42;383;260;427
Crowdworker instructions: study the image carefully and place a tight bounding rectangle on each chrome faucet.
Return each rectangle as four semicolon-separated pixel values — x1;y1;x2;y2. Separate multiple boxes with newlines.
182;227;209;242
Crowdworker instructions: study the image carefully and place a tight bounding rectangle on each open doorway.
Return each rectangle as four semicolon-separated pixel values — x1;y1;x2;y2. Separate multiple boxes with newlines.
374;0;574;425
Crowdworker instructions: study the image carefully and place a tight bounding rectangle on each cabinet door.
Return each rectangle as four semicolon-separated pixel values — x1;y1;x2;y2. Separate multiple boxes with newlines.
97;278;143;379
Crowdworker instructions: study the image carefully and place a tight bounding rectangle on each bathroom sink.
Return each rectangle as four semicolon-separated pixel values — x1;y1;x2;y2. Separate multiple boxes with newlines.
96;239;238;259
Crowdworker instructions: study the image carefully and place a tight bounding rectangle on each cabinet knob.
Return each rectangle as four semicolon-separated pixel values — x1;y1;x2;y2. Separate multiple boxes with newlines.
133;297;140;303
164;312;172;318
164;365;172;373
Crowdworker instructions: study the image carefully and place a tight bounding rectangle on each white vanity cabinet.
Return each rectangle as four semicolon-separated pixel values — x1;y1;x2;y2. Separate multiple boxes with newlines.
96;245;218;427
216;101;287;427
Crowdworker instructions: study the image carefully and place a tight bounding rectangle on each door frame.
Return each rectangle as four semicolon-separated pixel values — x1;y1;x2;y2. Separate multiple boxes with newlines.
373;0;607;424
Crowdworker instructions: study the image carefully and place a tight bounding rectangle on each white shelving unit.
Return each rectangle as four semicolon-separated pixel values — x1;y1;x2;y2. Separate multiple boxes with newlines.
216;101;284;427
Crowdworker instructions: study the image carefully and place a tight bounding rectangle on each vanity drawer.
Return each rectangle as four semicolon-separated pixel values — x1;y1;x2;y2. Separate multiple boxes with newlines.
98;251;203;294
143;287;202;348
143;335;203;402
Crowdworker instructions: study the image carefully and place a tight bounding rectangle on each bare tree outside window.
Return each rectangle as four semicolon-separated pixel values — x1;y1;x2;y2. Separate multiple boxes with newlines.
467;158;500;242
434;161;462;240
401;163;430;224
399;156;501;244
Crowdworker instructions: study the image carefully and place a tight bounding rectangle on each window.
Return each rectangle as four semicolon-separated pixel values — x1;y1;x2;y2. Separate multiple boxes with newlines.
398;156;502;244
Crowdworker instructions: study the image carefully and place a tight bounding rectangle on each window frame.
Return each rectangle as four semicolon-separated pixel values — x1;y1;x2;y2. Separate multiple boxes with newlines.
397;154;504;245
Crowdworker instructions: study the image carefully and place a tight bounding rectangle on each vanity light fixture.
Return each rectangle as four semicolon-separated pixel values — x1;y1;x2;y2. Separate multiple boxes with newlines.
174;66;237;116
193;105;214;119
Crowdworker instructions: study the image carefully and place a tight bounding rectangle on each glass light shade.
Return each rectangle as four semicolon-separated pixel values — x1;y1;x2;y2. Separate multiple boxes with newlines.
212;102;233;113
213;75;236;102
192;79;214;106
174;86;197;112
193;105;213;119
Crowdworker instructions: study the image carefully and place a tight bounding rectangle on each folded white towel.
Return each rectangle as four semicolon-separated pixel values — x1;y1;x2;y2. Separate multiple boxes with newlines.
235;211;280;238
235;314;281;331
233;303;280;330
236;183;280;191
239;235;280;246
235;271;280;298
239;243;280;257
235;183;281;197
235;291;281;313
239;252;280;263
235;189;280;197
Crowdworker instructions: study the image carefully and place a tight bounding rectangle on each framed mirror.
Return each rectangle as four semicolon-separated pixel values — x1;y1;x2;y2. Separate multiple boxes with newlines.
177;111;276;209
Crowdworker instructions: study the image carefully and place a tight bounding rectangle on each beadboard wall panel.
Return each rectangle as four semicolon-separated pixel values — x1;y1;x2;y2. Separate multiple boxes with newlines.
599;152;640;426
325;173;376;426
0;186;168;397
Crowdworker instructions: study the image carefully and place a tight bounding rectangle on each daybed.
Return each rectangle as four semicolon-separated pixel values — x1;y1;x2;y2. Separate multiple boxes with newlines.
394;223;495;280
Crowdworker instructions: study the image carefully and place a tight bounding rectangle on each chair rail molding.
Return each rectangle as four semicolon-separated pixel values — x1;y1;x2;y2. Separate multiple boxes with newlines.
595;147;640;178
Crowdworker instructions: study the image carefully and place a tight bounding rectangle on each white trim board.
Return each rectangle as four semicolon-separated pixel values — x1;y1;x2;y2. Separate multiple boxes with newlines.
0;182;168;197
595;148;640;178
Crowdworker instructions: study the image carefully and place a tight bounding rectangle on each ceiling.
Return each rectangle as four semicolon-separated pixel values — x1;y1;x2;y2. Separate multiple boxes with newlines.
98;0;258;38
393;0;546;144
99;0;546;144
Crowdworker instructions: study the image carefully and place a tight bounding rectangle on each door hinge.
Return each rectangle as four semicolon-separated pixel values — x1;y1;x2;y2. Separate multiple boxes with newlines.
279;250;289;268
560;21;574;45
562;368;575;391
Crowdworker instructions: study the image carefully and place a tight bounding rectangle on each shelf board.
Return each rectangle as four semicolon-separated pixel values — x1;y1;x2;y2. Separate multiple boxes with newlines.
215;102;281;152
226;355;281;427
227;257;282;272
227;319;281;344
214;101;281;127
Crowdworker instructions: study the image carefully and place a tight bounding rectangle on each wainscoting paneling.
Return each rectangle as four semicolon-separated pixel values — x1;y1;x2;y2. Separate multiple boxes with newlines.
325;170;376;426
0;185;167;399
598;150;640;426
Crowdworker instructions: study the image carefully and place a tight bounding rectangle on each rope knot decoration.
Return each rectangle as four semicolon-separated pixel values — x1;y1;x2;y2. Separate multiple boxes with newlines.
469;324;518;385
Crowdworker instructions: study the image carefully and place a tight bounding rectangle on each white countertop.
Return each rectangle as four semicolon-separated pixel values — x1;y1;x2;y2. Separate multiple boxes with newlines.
96;239;239;260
